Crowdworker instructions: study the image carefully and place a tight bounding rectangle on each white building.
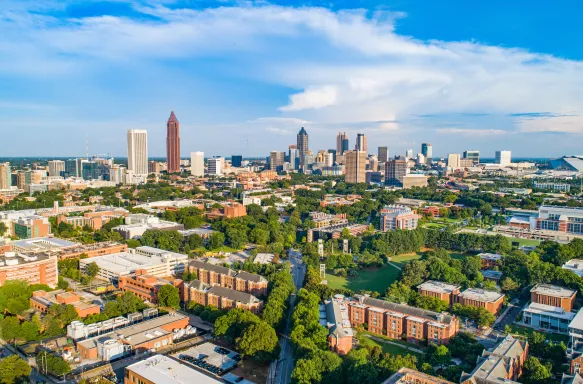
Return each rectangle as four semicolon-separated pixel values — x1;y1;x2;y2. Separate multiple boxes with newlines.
79;246;188;283
127;130;149;175
447;153;461;168
520;302;575;334
190;152;204;177
47;160;65;177
495;150;512;166
208;157;224;176
126;354;221;384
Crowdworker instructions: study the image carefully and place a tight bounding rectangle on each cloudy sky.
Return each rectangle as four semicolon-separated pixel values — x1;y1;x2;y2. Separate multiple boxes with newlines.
2;0;583;158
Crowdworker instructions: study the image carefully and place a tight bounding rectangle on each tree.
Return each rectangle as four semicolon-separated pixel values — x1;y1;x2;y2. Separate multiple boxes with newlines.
250;228;270;245
236;321;280;363
19;321;39;341
208;232;226;250
0;355;32;384
426;344;451;369
0;222;8;236
158;285;180;309
1;316;21;343
188;234;204;249
521;357;552;384
36;352;71;377
85;262;100;279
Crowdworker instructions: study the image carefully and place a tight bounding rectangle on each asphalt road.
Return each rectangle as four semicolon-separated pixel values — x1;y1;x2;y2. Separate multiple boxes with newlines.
272;250;305;384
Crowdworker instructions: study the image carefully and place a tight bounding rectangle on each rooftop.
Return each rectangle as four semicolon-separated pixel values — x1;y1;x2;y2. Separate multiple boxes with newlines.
207;286;261;305
523;302;576;320
569;308;583;332
80;250;187;276
478;253;502;261
458;288;504;303
531;283;576;298
417;280;460;294
481;270;503;280
382;368;454;384
10;237;78;251
353;295;455;325
189;259;235;276
236;270;267;283
126;355;221;384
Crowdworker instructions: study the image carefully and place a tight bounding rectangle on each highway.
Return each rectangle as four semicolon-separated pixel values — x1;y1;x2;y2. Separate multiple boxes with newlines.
271;250;306;384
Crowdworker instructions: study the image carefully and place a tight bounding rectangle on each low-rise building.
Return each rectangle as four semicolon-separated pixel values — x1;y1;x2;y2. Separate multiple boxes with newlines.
347;295;459;345
323;295;353;355
309;212;348;228
380;205;419;232
478;253;502;269
382;368;454;384
118;270;183;304
531;284;576;312
519;302;575;334
124;354;222;384
481;270;503;283
30;290;101;318
183;280;263;314
0;251;58;288
563;259;583;278
537;205;583;235
113;214;184;240
457;288;505;314
188;259;268;296
460;335;528;384
417;281;461;305
12;215;51;239
77;312;189;361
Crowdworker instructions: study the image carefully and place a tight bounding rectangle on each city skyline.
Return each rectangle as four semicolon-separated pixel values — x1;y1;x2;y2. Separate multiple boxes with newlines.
3;1;583;157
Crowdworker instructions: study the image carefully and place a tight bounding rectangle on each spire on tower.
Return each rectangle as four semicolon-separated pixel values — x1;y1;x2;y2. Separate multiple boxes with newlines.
168;110;178;123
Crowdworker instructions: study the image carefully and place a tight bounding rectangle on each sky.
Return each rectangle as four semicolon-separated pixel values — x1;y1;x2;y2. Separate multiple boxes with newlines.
2;0;583;158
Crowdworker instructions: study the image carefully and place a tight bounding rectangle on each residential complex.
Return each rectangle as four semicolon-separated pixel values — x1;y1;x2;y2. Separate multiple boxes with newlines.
479;253;503;269
380;205;420;231
183;280;263;314
0;251;58;287
457;288;505;314
188;259;268;296
418;281;461;305
118;270;183;304
323;295;354;356
346;295;459;345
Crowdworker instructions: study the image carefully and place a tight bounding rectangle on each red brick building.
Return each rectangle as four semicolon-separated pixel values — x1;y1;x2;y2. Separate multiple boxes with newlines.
0;252;58;288
188;260;268;296
118;270;183;304
383;368;454;384
417;281;461;306
531;284;576;312
347;295;459;345
30;290;101;318
457;288;505;314
479;253;503;269
183;280;263;314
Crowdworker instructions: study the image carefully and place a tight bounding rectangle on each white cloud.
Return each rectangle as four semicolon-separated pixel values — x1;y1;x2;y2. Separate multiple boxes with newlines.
279;86;338;111
517;115;583;134
437;128;508;136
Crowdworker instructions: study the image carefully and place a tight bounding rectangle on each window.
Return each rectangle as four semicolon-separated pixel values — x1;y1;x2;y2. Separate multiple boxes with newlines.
391;320;396;331
154;342;161;348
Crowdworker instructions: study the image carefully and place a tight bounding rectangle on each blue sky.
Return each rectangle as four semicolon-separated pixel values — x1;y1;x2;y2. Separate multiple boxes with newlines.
2;0;583;158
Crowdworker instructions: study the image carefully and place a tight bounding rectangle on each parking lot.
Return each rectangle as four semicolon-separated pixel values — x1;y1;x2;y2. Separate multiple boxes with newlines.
172;342;240;376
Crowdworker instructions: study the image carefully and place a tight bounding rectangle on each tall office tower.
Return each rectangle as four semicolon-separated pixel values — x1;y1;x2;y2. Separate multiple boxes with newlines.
166;111;181;173
64;159;79;178
356;133;367;154
288;145;299;170
368;155;379;172
231;155;243;168
47;160;65;177
190;152;204;177
417;153;426;165
495;150;512;166
269;151;285;171
421;143;433;161
207;156;224;176
345;151;367;183
0;162;11;189
463;150;480;164
336;132;349;155
127;129;148;175
297;127;309;168
385;159;408;187
328;149;337;164
406;149;414;159
447;153;461;168
378;147;389;163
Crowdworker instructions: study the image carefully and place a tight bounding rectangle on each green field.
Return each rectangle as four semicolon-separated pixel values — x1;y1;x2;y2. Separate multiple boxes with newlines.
326;264;400;293
359;332;424;358
390;252;424;268
506;237;541;247
508;324;568;343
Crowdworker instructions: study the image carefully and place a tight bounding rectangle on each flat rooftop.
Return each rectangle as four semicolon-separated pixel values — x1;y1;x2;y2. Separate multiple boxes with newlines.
458;288;504;303
126;355;221;384
523;302;576;320
569;308;583;331
11;237;78;251
531;284;576;298
478;253;502;261
80;251;186;276
418;280;460;294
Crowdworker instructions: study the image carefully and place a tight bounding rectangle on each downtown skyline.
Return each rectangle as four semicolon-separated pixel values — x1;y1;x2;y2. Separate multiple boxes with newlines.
3;1;583;157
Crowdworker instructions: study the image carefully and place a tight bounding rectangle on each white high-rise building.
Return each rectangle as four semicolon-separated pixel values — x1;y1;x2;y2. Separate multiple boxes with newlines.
208;157;224;176
127;130;148;175
406;149;414;159
47;160;65;177
190;152;204;177
447;153;461;168
495;150;512;166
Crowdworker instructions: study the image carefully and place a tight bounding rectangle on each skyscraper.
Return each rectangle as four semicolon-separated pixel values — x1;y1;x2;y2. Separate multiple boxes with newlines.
385;159;408;187
345;151;367;184
47;160;65;177
495;150;512;166
191;152;204;177
378;147;389;163
356;133;367;154
421;143;433;162
0;162;11;189
289;145;299;170
208;157;224;176
463;150;480;164
231;155;243;168
297;127;309;168
166;111;181;173
269;151;285;171
447;154;461;168
406;149;413;159
127;129;148;175
337;132;349;155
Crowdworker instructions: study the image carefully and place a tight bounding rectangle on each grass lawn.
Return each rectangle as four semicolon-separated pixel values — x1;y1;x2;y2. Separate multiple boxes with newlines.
506;237;541;247
326;264;400;293
390;252;424;268
359;332;424;358
194;246;241;255
508;324;569;343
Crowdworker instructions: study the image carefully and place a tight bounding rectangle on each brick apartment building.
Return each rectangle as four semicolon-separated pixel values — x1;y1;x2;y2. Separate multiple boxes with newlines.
188;260;268;296
0;252;58;288
479;253;503;269
118;270;183;304
183;280;263;314
30;290;101;318
418;281;461;305
457;288;505;314
531;284;576;312
347;295;459;345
